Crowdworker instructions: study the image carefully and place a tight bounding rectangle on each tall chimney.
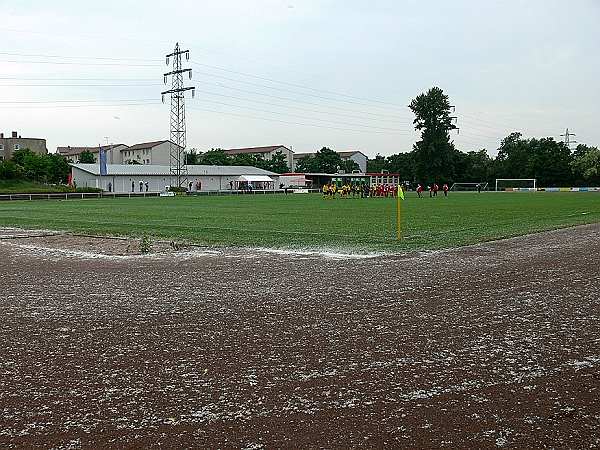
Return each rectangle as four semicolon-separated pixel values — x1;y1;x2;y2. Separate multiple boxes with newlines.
0;133;3;138
11;131;17;138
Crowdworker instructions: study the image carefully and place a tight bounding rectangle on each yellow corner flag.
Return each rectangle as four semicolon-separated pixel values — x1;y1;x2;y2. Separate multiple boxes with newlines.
396;185;404;240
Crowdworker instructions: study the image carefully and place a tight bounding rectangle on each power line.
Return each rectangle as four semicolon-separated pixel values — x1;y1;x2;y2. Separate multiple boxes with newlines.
0;51;161;62
190;60;407;109
190;63;410;112
195;79;410;120
0;49;412;111
0;98;157;104
196;98;409;132
0;59;160;67
188;106;406;135
191;88;406;124
0;77;157;81
0;83;161;87
7;102;161;109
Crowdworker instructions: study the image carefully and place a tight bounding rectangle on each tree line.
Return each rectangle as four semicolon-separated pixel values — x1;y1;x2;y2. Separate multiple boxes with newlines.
185;147;359;174
367;87;600;187
0;149;70;184
184;148;290;173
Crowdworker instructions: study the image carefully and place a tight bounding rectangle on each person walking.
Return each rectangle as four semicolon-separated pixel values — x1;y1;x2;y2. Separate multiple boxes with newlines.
131;181;135;192
443;183;449;197
417;184;423;198
139;180;143;192
145;181;149;192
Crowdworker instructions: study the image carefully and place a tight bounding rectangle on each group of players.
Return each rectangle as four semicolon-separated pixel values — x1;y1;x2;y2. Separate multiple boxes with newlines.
415;183;450;198
322;181;453;199
322;182;401;199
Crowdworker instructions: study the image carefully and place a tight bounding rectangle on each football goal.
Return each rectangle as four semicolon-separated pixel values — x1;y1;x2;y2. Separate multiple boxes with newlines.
495;178;537;191
450;182;489;191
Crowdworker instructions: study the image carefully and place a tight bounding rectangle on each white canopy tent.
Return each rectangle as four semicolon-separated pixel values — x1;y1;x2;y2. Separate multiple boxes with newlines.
237;175;274;183
236;174;275;190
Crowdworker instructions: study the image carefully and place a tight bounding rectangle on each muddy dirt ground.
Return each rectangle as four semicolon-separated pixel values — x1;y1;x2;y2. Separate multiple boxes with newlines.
0;225;599;448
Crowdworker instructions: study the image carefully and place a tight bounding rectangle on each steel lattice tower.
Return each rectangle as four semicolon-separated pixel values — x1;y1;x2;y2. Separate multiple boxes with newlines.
162;42;195;188
560;128;577;151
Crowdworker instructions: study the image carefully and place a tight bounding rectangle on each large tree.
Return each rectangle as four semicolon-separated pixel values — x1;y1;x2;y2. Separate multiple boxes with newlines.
571;145;600;185
496;133;573;186
409;87;458;183
454;149;494;183
185;148;200;165
198;149;230;166
266;151;290;174
340;159;359;173
78;150;96;164
295;147;342;173
386;152;415;181
366;154;386;173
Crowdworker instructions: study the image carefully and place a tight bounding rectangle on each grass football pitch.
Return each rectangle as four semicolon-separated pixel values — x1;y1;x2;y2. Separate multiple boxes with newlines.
0;192;599;252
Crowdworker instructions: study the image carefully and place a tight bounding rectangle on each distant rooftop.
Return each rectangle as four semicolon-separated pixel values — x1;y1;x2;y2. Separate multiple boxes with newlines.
224;145;290;155
57;144;127;156
123;140;171;152
293;150;367;159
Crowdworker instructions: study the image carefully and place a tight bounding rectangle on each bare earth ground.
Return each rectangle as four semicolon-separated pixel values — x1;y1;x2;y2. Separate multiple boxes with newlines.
0;225;599;449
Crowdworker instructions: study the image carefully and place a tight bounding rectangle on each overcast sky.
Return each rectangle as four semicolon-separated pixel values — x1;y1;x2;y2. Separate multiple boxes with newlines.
1;0;598;157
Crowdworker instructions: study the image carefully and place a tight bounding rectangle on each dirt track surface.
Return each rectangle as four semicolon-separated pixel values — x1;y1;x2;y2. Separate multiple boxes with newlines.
1;225;599;449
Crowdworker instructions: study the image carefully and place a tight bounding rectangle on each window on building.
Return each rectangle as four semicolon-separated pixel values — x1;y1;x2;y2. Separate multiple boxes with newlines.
0;144;3;150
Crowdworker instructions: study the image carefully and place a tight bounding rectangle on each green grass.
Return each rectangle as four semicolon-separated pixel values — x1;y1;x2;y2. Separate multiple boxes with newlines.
0;180;61;194
0;192;599;252
0;180;100;194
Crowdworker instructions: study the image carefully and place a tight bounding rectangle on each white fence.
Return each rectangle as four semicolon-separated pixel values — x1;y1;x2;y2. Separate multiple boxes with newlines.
0;189;322;202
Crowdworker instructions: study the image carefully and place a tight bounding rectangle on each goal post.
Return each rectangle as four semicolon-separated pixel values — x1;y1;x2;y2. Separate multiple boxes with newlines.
495;178;537;191
450;182;489;191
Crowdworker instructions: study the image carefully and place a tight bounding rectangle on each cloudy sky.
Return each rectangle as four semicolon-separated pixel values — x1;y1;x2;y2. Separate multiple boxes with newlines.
1;0;598;157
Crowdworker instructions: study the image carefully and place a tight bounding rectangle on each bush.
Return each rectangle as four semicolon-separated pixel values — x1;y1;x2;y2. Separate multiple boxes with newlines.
0;161;24;179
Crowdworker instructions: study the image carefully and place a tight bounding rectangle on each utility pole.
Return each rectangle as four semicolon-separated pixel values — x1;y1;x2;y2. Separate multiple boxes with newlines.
560;128;577;151
162;42;195;188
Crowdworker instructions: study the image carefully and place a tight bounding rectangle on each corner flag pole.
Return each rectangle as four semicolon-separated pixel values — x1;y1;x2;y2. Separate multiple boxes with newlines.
396;185;404;240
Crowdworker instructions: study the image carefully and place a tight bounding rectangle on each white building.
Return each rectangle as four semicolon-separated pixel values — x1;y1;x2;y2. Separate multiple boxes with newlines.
223;145;294;169
70;163;279;193
120;140;176;165
338;151;368;173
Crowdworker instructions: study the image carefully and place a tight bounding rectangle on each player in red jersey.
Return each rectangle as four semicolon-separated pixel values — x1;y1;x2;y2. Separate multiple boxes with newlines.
416;184;423;198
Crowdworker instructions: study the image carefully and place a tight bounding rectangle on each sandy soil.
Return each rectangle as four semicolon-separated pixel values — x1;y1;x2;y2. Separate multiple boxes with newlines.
0;225;599;448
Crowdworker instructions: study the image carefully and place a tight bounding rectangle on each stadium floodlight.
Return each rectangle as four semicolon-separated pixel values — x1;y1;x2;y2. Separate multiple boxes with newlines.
450;182;488;191
495;179;537;191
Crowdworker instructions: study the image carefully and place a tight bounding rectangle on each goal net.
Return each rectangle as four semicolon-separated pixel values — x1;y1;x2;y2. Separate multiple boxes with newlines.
450;182;489;191
495;178;537;191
